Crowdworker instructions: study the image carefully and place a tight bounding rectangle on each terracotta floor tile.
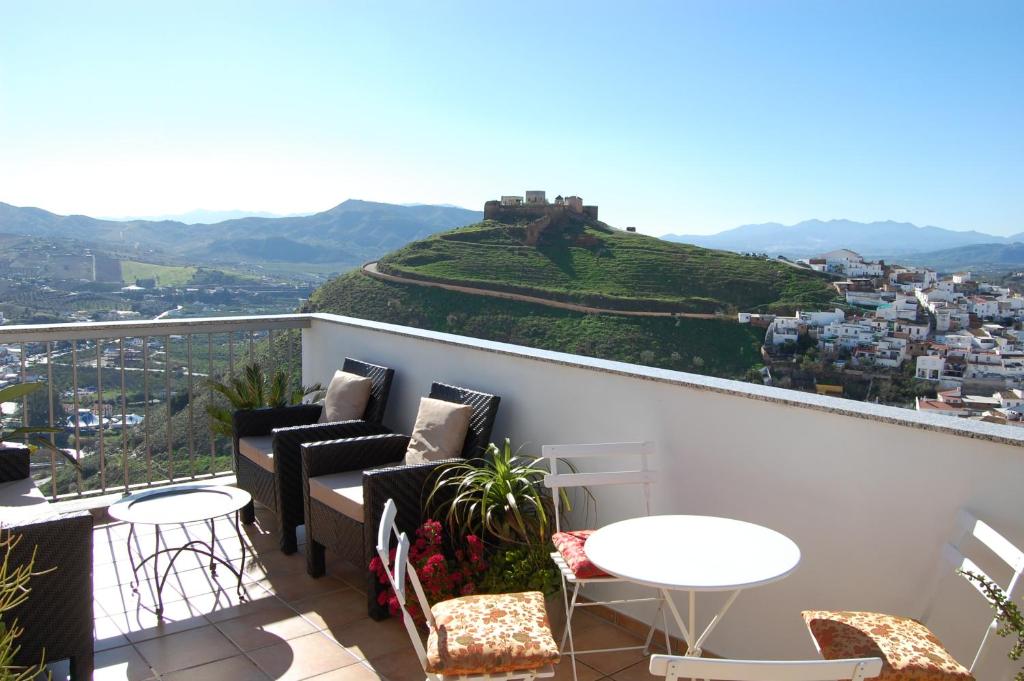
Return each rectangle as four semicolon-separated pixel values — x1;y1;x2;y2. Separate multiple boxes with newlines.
607;659;662;681
94;615;130;652
247;631;361;681
567;622;649;675
214;602;319;651
364;650;427;681
162;654;271;681
551;657;605;681
134;624;239;674
292;587;372;632
114;600;212;643
94;643;156;681
323;615;411;661
203;587;285;624
307;661;387;681
258;568;349;603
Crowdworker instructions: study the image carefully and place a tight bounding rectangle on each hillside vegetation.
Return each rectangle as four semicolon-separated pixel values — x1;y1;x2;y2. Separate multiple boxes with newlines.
377;221;835;313
308;271;766;379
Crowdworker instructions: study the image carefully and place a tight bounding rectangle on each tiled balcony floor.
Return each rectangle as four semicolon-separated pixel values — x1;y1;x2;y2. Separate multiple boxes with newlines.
44;505;660;680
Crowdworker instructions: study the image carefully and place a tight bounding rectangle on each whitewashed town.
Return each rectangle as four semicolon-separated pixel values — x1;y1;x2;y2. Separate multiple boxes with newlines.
744;248;1024;426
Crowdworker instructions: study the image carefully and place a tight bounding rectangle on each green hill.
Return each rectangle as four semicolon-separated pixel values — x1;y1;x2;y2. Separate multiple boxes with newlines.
308;270;767;379
377;220;836;313
306;218;843;379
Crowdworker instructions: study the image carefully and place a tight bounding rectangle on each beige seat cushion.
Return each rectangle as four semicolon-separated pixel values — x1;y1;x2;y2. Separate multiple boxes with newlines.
319;370;373;423
238;435;275;472
427;591;560;674
308;465;391;522
803;610;974;681
0;476;50;528
404;397;473;465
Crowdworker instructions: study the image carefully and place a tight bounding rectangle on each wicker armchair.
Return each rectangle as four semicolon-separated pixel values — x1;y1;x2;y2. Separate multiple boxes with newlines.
232;357;395;553
1;445;93;680
300;382;500;618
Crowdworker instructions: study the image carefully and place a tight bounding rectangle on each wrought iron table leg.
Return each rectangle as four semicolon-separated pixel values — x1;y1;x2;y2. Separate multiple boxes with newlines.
209;518;218;576
153;525;164;616
127;524;139;591
235;510;247;598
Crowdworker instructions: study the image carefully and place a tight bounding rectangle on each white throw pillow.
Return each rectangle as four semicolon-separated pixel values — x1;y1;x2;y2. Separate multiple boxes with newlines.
318;370;373;423
404;397;473;465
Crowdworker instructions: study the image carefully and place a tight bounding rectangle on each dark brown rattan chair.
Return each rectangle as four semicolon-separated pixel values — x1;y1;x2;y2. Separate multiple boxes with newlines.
1;446;93;681
232;357;395;553
300;382;500;618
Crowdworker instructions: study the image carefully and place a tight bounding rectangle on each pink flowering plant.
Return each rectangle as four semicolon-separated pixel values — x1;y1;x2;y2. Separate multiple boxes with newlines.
369;518;487;621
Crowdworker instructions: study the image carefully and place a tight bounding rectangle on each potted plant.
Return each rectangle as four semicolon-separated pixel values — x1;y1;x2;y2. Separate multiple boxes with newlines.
960;570;1023;680
426;439;578;629
205;363;321;437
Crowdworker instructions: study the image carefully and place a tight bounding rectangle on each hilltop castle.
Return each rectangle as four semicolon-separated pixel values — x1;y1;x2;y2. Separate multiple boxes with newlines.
484;190;598;222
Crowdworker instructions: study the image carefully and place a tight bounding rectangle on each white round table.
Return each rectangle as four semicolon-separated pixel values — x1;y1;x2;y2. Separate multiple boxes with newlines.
585;515;800;656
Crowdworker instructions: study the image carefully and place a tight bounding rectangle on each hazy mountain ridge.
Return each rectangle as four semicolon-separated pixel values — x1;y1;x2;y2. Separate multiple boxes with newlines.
0;200;482;268
664;219;1016;257
897;242;1024;273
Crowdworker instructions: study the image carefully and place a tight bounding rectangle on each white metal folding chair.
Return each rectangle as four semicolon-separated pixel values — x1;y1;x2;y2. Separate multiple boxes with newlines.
804;509;1024;678
649;653;883;681
541;441;665;681
375;499;559;681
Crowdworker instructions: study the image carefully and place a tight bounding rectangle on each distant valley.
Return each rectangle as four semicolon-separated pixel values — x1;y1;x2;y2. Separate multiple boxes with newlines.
0;199;482;279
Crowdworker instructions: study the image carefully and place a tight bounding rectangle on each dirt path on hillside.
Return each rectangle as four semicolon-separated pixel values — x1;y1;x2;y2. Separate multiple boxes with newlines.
362;262;726;320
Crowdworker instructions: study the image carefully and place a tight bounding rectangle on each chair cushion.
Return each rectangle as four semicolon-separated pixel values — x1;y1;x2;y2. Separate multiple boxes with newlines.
318;370;373;423
308;465;391;523
238;436;275;473
404;397;473;465
0;476;50;528
802;610;974;681
552;530;609;579
427;591;560;674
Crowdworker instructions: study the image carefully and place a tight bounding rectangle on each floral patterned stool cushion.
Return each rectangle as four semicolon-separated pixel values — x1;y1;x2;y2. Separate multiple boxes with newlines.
802;610;974;681
552;530;609;580
427;591;560;675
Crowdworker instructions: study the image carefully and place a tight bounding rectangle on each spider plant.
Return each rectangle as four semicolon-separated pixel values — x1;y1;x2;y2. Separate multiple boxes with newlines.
427;438;574;547
0;383;78;469
205;363;321;437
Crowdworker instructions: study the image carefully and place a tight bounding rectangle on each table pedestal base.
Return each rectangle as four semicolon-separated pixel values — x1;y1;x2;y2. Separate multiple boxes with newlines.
662;588;741;657
126;511;248;617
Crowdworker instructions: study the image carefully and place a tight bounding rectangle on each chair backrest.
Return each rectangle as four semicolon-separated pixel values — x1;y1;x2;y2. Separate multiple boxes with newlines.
427;382;500;458
649;654;883;681
342;357;395;425
927;510;1024;673
540;441;657;534
376;498;436;674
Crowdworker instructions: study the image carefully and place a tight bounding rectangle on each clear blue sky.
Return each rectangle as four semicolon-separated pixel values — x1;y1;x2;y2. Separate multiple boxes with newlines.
1;1;1021;235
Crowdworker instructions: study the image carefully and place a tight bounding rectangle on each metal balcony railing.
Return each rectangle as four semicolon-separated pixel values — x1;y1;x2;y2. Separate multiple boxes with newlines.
0;314;310;500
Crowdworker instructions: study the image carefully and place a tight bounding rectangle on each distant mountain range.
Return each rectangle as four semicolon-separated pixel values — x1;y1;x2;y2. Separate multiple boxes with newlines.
663;219;1023;257
103;209;310;224
0;200;482;271
897;242;1024;273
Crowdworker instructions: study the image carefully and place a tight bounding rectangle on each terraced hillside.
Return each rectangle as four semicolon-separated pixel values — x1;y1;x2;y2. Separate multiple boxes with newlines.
307;270;767;379
377;220;836;314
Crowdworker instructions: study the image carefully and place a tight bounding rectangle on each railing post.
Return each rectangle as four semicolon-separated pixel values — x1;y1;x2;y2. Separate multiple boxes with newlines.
46;341;56;499
120;337;128;494
97;340;105;491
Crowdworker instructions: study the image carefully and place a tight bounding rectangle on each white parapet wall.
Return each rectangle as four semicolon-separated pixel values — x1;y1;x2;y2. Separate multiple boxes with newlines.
303;312;1024;674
